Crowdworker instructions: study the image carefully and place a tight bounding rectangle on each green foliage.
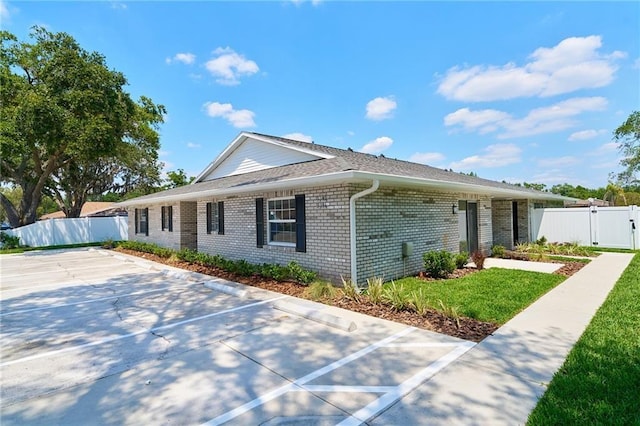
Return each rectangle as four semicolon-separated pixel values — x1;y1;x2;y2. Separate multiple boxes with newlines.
307;281;337;301
163;169;195;189
423;250;456;278
340;276;361;302
454;251;469;269
438;299;461;328
383;281;408;311
287;261;317;284
515;241;595;258
365;277;384;304
409;288;430;316
0;231;20;249
0;27;165;226
528;254;640;424
535;235;548;246
123;242;317;284
614;111;640;185
491;245;506;258
471;250;486;270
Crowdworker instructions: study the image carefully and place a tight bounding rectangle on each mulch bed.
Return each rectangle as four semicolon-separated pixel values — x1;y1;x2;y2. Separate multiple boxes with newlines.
114;247;587;342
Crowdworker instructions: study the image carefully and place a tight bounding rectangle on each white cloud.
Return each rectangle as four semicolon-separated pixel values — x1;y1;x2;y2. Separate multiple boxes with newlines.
167;52;196;65
110;1;127;10
536;156;580;168
568;129;607;141
282;132;313;143
365;96;397;121
587;141;619;156
205;47;259;86
444;97;608;139
437;35;624;102
409;152;445;164
203;102;256;128
347;130;355;136
359;136;393;154
0;0;12;20
450;144;521;170
187;142;201;149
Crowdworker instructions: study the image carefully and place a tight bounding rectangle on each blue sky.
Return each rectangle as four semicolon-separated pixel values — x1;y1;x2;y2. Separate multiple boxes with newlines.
2;1;639;188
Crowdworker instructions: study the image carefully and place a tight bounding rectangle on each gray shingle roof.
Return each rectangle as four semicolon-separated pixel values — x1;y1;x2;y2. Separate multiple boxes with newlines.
121;132;563;204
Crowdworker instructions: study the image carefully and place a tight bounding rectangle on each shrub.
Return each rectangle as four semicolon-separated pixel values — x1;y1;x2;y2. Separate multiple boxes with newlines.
0;232;21;249
454;252;469;269
471;250;486;270
307;280;337;301
260;263;289;281
535;235;548;246
383;281;408;311
365;277;384;304
287;261;317;284
340;276;361;302
438;299;461;328
491;245;505;258
423;250;456;278
409;288;430;316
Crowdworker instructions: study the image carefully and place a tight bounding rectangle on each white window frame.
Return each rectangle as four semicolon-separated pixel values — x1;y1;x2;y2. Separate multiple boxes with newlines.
267;196;296;247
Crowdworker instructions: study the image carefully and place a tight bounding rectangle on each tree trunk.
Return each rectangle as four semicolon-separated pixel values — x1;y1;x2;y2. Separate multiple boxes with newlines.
0;193;21;228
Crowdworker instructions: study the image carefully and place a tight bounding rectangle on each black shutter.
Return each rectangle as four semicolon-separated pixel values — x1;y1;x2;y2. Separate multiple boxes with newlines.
218;201;225;235
295;194;306;253
206;202;212;234
135;208;139;234
168;206;173;232
144;208;149;236
256;198;264;248
161;206;166;231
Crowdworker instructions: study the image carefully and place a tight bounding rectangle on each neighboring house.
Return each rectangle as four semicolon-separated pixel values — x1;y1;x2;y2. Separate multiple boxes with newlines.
39;202;126;220
119;132;568;284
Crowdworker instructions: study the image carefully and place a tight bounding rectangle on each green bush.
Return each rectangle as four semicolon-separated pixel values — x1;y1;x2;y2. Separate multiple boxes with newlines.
340;276;361;302
423;250;456;278
383;281;408;311
491;245;506;258
454;252;469;269
287;261;317;284
365;277;384;304
0;232;21;249
307;280;337;300
260;263;290;281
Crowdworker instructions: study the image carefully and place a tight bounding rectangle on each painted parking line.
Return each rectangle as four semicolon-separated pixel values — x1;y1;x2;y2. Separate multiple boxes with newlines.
0;288;170;317
0;296;286;367
202;329;475;426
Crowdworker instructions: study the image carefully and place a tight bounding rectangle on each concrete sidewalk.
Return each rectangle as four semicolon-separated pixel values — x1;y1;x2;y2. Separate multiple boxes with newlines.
373;251;635;425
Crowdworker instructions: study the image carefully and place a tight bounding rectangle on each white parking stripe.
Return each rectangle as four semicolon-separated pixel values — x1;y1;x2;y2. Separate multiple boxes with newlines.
336;341;476;426
299;385;395;393
202;327;416;426
0;296;286;367
383;342;463;348
0;288;170;316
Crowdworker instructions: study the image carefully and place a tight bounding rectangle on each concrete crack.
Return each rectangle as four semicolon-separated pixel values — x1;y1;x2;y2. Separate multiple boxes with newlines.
112;298;124;321
150;330;171;359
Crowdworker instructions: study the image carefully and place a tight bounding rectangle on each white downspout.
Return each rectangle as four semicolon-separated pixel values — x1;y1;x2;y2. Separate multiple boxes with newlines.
349;180;380;287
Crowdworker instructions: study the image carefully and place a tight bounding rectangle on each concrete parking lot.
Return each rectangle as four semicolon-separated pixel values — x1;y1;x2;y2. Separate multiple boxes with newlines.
0;248;473;425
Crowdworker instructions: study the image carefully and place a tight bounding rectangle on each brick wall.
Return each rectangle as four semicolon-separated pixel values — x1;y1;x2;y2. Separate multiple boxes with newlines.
196;184;352;283
127;203;182;250
516;199;531;244
354;186;493;284
491;200;513;249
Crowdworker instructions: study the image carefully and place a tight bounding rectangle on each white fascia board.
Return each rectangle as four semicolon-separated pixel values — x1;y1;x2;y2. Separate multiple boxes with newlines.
193;132;335;184
118;170;570;207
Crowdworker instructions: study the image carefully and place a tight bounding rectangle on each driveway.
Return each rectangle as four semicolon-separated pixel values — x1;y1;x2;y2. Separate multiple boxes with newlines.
0;248;472;425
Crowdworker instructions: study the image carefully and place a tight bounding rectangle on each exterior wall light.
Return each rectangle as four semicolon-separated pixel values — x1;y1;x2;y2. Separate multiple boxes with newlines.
452;204;458;214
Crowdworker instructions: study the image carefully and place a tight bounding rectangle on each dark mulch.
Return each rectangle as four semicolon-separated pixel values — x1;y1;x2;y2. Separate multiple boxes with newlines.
114;247;586;342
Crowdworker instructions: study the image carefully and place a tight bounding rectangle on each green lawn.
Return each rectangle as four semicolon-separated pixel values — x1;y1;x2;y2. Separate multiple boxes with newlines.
392;269;566;324
527;253;640;424
0;241;108;254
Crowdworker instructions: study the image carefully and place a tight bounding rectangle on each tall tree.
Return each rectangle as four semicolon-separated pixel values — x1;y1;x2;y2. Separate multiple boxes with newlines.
163;169;195;189
615;111;640;185
0;27;165;225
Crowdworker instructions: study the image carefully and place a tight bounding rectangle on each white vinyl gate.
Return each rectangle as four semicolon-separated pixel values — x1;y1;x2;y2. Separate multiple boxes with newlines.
531;205;639;249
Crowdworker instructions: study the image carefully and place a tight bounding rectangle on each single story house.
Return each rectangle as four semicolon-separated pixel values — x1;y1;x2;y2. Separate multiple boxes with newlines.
119;132;568;284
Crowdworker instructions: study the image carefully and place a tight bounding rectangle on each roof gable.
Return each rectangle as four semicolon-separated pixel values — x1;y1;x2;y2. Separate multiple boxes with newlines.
195;133;332;182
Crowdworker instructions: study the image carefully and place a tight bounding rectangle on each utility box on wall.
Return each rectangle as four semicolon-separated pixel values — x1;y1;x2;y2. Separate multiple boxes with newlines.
402;241;414;258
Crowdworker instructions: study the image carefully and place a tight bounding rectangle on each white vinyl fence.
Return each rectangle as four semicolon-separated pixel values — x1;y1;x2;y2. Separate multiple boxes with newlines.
6;217;128;248
532;205;639;250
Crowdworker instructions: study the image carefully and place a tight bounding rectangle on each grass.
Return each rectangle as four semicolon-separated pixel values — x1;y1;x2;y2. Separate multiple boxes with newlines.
0;241;108;254
587;246;640;254
527;253;640;425
547;255;591;263
393;269;566;324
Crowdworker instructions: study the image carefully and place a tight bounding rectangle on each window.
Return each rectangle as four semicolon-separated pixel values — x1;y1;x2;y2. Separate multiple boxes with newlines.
268;198;296;246
206;201;224;235
161;206;173;232
135;208;148;236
